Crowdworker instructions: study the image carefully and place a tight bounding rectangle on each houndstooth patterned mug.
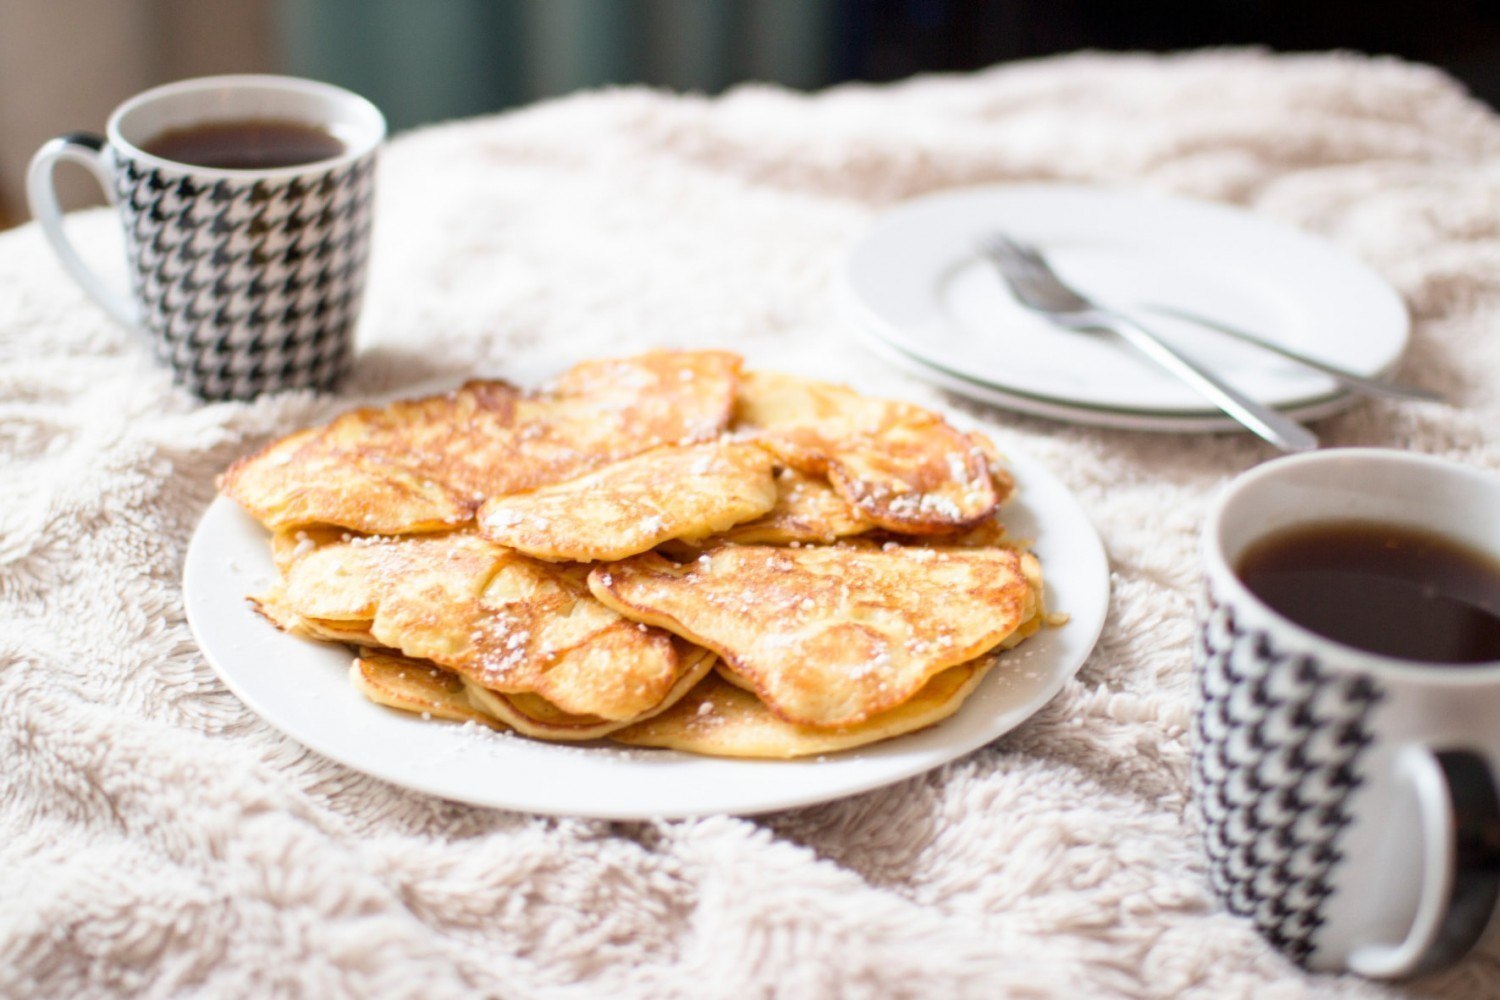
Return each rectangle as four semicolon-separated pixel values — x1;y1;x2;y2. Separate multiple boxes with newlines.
1195;449;1500;978
27;75;384;401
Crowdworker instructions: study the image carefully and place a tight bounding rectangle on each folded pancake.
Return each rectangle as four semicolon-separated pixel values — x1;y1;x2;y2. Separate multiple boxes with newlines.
878;514;1010;551
712;467;875;546
733;368;897;434
733;371;1004;535
461;642;718;740
352;650;504;728
273;532;684;721
270;525;354;575
589;543;1039;728
477;442;778;561
966;431;1017;507
301;618;381;644
249;586;316;637
610;655;995;758
221;350;741;535
252;567;382;645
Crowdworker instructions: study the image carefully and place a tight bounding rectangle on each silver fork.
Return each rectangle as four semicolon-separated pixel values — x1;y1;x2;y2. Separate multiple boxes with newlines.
977;234;1319;452
1138;303;1442;403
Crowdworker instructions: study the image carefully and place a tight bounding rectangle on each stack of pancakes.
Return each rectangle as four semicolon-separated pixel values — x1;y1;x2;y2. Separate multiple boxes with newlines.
221;351;1052;758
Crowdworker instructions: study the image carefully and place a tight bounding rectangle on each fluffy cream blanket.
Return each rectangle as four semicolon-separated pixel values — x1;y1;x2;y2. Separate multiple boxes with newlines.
2;51;1497;998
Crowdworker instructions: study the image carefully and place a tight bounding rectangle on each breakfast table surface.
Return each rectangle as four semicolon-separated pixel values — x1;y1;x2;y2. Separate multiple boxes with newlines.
2;50;1499;999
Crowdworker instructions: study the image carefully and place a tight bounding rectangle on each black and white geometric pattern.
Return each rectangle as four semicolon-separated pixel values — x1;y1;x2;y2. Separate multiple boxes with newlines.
112;149;374;401
1192;584;1385;967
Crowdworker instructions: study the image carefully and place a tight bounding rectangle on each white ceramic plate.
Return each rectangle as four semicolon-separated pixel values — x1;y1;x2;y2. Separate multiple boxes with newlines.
844;184;1409;419
857;325;1359;433
182;418;1109;820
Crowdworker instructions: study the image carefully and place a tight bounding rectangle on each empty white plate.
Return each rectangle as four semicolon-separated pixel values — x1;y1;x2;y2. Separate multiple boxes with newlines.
844;184;1409;424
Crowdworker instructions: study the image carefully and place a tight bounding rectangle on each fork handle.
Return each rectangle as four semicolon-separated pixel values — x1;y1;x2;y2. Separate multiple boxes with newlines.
1140;303;1443;403
1094;309;1319;452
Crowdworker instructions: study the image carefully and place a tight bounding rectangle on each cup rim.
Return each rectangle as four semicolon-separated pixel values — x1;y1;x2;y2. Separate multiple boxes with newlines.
1203;447;1500;682
106;74;386;181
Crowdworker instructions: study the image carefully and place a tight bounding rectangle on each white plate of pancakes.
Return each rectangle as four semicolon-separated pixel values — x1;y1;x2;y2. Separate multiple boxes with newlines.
844;184;1411;431
184;352;1108;818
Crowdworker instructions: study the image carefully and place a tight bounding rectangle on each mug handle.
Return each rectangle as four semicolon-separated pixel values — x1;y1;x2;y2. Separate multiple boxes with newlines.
1349;746;1500;978
26;132;138;328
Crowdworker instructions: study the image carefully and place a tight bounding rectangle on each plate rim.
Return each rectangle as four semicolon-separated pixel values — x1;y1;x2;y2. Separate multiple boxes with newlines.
182;401;1110;819
853;315;1363;433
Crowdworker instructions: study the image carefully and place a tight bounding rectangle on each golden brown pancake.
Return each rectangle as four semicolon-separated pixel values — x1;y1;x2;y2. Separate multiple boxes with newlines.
352;650;504;728
876;514;1011;551
712;467;875;546
462;643;718;740
221;350;741;535
733;371;1002;535
611;656;995;758
273;532;685;721
588;543;1038;727
253;579;384;645
299;617;381;645
966;431;1016;506
732;368;897;433
270;525;354;575
248;586;311;637
477;442;778;561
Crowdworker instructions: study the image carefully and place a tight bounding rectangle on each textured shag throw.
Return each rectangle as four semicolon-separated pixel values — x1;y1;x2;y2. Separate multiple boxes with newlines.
2;50;1498;998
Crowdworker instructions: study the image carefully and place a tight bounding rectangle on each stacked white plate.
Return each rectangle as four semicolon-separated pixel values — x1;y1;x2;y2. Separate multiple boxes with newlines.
843;185;1411;432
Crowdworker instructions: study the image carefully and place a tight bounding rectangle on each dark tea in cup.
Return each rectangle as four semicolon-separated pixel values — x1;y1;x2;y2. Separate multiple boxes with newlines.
1236;520;1500;664
143;119;346;171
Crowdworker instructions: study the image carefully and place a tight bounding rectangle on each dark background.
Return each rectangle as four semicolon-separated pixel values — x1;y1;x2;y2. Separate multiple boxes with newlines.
275;1;1500;132
838;1;1500;106
4;0;1497;228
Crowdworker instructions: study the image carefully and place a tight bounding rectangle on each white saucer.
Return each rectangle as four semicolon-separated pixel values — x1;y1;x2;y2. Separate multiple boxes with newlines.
844;184;1409;422
183;406;1109;820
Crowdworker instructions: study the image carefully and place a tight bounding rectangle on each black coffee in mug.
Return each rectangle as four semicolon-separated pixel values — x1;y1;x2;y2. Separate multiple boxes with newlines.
1237;519;1500;664
143;118;345;170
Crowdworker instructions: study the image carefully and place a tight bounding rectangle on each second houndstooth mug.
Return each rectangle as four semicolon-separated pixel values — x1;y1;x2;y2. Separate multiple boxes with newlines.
1194;449;1500;978
28;75;384;401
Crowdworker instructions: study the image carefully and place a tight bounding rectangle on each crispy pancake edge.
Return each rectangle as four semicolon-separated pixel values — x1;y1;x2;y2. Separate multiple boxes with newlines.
351;651;507;728
461;643;717;741
611;656;996;758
